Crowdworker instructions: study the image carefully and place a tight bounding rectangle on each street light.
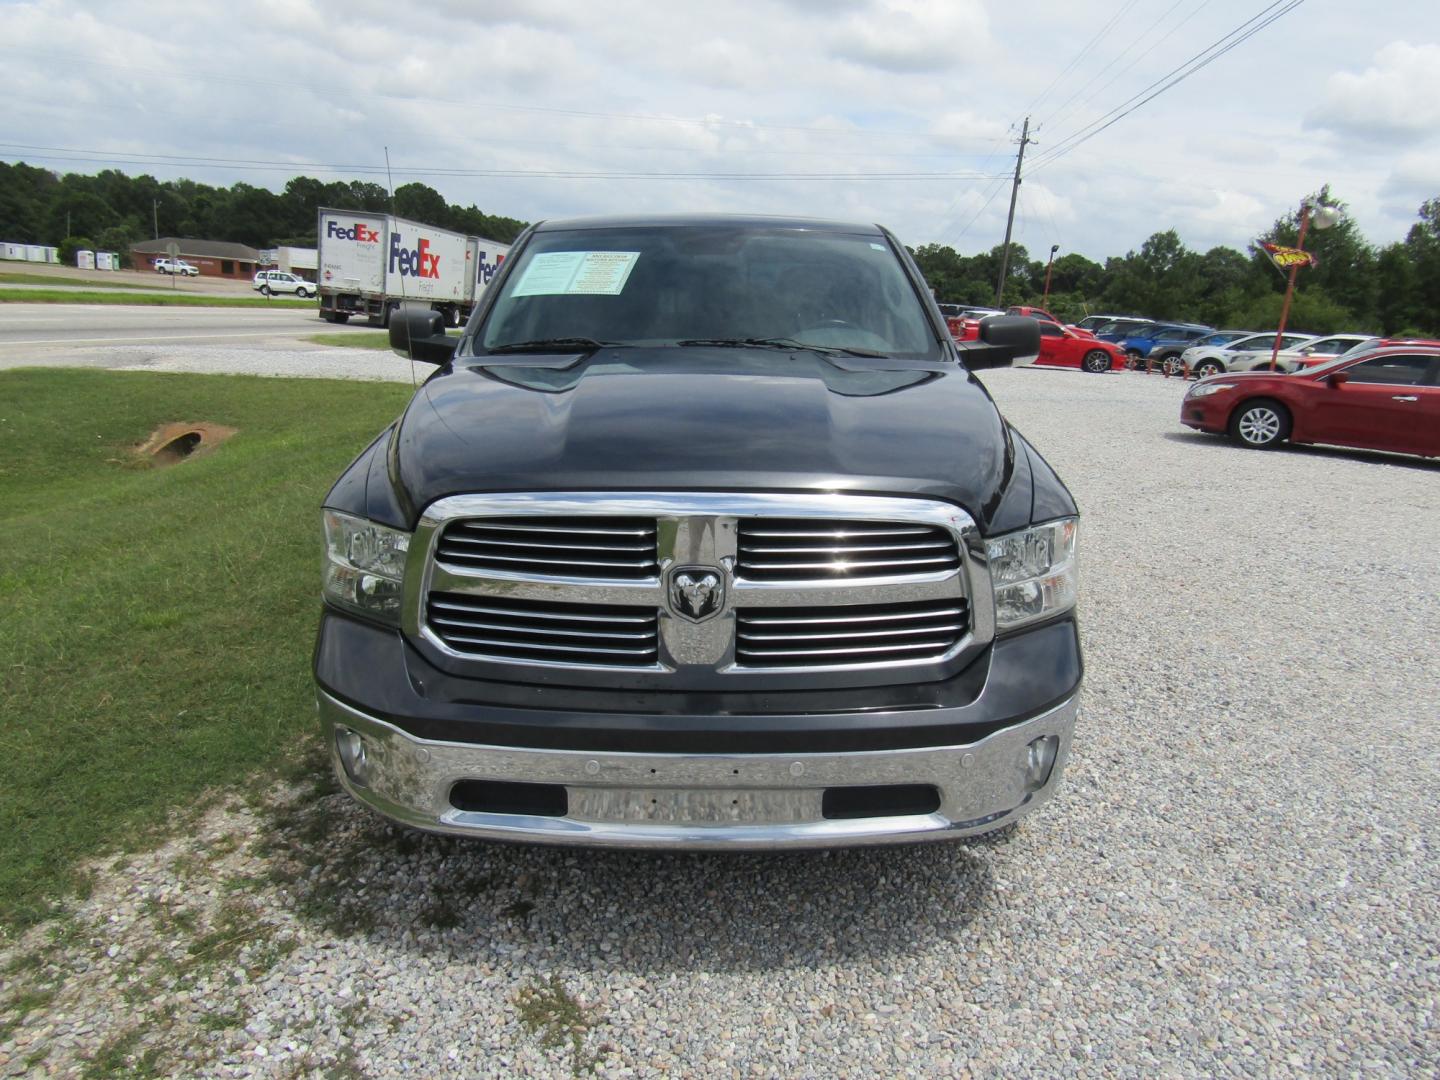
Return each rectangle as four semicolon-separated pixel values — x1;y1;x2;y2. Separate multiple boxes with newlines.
1268;196;1341;371
1042;244;1060;304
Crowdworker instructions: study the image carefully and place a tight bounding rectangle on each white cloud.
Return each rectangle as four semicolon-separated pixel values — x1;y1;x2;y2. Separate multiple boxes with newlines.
830;0;990;73
1307;41;1440;142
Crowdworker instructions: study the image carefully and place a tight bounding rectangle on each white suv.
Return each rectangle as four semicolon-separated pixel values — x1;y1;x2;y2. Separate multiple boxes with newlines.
253;270;313;298
154;258;199;276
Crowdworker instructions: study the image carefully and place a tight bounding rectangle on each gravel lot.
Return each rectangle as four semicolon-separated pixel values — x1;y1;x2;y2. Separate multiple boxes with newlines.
2;365;1437;1078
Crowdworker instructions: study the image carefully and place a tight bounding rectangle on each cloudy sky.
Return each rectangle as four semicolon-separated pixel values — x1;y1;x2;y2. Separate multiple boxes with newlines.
2;0;1436;261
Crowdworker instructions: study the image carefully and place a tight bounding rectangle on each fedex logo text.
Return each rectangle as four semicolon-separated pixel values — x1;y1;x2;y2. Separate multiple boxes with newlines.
477;250;505;286
390;232;440;279
326;220;379;243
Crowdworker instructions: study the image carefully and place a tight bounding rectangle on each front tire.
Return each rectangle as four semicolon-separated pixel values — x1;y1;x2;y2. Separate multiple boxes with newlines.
259;284;271;296
1229;400;1291;449
1082;349;1112;374
1161;355;1183;377
1194;359;1224;378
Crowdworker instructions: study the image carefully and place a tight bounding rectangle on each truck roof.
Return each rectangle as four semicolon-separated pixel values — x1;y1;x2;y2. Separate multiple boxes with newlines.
531;213;887;235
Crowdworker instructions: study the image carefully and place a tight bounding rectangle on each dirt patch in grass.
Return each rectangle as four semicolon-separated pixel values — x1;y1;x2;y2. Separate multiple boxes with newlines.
132;421;239;468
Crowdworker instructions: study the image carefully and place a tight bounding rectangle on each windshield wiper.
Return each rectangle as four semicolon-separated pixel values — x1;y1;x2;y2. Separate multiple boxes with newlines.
675;337;888;358
484;337;623;354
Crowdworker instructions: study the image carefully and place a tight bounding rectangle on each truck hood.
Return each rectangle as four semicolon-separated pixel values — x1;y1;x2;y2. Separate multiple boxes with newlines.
387;347;1023;532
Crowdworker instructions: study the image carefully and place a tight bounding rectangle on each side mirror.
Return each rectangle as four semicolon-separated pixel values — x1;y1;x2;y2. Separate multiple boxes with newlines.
956;315;1041;369
1329;370;1349;388
389;307;457;365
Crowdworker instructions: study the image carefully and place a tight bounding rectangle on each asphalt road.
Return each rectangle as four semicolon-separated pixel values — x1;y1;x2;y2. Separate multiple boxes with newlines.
0;302;347;357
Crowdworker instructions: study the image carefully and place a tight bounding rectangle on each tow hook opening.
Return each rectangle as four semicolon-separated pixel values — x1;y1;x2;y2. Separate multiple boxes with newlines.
450;779;568;817
821;783;941;819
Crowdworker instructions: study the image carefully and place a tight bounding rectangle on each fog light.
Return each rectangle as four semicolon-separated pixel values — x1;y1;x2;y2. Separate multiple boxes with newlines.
335;727;369;786
1024;735;1059;791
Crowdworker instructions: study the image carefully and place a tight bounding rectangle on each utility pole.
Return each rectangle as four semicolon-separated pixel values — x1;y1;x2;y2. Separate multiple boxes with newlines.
153;199;160;240
993;116;1034;308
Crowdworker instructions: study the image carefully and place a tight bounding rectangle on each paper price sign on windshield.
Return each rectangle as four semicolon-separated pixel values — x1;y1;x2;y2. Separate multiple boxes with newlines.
512;251;641;297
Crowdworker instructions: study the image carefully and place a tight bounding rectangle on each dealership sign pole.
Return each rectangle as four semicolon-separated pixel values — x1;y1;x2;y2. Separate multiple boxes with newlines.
1263;197;1340;371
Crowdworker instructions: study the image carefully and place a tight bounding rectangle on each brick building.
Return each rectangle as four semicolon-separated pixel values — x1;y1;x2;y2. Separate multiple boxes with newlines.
129;237;262;279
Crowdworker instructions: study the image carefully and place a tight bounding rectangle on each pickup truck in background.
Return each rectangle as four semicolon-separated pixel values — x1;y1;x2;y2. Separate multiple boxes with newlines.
316;208;509;328
314;214;1080;850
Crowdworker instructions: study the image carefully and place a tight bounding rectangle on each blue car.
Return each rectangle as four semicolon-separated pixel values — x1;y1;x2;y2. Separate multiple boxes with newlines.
1120;323;1215;372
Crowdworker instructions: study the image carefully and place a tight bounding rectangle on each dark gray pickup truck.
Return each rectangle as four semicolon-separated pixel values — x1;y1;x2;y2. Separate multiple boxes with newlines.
314;214;1080;848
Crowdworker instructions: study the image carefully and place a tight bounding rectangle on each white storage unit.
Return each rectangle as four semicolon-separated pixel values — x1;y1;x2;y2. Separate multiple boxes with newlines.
77;250;96;270
1;242;26;261
25;245;45;262
47;247;61;263
95;252;113;270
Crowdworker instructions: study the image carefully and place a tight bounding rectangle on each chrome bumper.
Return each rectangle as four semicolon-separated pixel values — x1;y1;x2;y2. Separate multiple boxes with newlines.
317;691;1078;849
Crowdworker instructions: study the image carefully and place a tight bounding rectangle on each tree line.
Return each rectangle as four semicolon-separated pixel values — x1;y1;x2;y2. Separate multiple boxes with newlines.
0;162;528;264
912;187;1439;337
1;164;1435;335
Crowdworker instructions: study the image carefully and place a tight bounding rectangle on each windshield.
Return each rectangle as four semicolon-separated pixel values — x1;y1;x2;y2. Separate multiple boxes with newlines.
477;224;941;360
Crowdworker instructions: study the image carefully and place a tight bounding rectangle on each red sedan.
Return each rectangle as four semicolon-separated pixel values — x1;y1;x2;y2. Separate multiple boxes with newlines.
1180;345;1440;458
1021;320;1127;373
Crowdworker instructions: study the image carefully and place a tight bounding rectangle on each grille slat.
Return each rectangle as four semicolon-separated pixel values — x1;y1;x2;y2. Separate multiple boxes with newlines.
430;616;656;641
453;522;654;536
742;527;932;539
437;516;659;579
741;605;965;626
736;518;960;581
429;598;652;624
427;592;659;667
739;540;953;555
736;599;967;668
443;536;657;554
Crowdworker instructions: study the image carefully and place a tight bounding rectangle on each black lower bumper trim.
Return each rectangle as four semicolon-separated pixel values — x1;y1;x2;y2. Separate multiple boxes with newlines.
314;611;1081;755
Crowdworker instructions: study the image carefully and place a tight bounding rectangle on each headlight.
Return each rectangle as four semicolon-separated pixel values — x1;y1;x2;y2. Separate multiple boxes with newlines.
322;509;411;624
986;518;1078;630
1186;382;1236;398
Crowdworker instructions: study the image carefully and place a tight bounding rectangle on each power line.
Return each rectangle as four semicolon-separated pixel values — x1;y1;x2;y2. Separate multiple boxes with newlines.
1023;0;1147;117
1029;0;1305;173
1042;0;1215;137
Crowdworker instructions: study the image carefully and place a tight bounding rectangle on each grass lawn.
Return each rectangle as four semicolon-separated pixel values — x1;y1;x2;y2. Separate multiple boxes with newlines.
0;369;414;932
0;272;171;291
0;288;314;309
306;331;391;350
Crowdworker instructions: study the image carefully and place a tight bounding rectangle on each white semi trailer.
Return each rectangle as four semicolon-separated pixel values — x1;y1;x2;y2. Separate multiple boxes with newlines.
316;209;509;327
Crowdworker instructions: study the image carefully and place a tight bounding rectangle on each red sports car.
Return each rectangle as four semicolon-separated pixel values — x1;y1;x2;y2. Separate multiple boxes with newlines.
1018;320;1127;373
1180;344;1440;458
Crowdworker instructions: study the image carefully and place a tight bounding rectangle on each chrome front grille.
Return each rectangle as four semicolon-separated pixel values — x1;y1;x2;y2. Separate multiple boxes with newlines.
736;519;960;581
408;493;992;687
735;599;969;668
427;593;659;667
436;517;659;580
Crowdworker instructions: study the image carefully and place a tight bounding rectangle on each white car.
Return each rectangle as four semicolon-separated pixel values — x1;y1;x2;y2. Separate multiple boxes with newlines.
154;258;199;276
1227;333;1376;373
253;270;313;298
1182;332;1316;378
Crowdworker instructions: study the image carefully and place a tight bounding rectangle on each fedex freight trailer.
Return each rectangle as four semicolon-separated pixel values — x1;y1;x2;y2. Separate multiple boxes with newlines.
316;209;508;328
